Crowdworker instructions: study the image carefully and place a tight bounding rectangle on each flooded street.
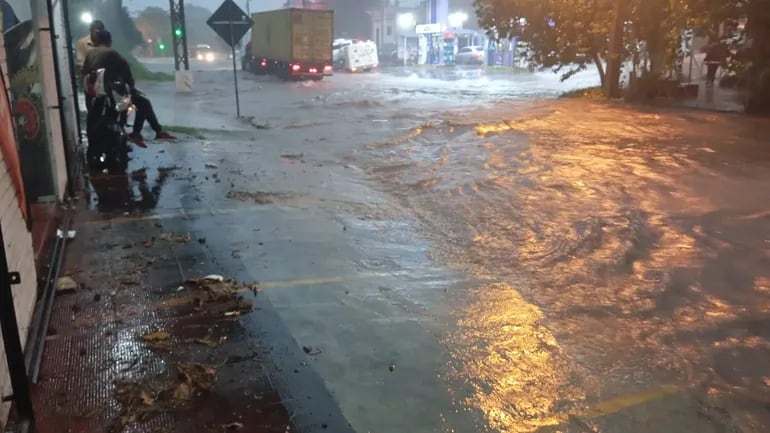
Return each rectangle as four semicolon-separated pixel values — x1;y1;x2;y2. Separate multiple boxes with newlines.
95;65;770;433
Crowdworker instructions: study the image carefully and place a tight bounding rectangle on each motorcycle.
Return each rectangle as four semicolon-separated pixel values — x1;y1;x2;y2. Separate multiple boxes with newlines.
85;68;132;172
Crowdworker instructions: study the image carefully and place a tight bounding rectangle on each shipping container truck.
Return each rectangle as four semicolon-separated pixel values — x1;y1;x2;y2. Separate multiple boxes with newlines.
246;8;334;80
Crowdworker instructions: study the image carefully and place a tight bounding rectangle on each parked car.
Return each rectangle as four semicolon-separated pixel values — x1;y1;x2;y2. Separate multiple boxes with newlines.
456;46;485;65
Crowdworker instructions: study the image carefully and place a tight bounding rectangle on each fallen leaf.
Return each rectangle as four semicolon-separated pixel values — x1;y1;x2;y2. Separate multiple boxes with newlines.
142;331;170;342
171;382;191;401
118;275;139;286
190;337;221;348
159;232;191;243
56;276;78;293
177;362;217;392
139;391;154;406
145;340;171;352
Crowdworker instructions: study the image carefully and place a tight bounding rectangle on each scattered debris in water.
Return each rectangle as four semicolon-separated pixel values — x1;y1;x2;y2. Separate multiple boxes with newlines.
302;345;322;356
280;153;304;160
160;232;192;243
225;190;290;204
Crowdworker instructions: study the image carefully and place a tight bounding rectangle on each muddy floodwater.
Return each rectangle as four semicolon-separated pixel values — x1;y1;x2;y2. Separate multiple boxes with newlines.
97;67;770;433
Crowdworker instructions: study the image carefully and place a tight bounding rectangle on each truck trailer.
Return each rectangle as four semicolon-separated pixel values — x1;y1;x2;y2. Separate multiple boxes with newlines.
247;8;334;81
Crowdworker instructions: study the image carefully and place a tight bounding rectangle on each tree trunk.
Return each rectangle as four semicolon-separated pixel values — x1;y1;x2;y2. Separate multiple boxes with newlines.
745;10;770;114
604;0;623;98
593;53;606;87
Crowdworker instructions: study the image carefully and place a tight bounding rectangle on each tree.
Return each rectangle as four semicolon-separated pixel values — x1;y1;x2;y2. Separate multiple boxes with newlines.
475;0;719;99
184;5;228;50
134;6;169;45
475;0;618;91
687;0;770;114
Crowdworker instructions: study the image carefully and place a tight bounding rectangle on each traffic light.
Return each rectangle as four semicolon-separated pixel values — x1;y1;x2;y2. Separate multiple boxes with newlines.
174;27;183;38
158;42;166;51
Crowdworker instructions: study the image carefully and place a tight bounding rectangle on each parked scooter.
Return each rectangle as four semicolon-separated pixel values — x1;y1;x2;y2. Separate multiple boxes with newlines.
85;68;132;172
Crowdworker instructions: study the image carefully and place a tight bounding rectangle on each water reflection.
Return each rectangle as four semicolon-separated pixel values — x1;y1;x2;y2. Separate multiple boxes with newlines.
87;167;173;214
448;282;584;432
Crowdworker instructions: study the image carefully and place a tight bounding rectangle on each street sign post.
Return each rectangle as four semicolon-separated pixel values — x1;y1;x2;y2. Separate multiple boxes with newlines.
207;0;254;117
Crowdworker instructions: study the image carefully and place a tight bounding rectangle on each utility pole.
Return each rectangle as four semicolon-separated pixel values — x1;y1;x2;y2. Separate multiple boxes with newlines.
169;0;190;72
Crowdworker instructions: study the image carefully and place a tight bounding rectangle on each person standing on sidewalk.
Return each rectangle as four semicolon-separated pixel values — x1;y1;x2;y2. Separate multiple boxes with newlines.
77;20;106;111
76;20;106;74
704;42;724;88
84;30;176;147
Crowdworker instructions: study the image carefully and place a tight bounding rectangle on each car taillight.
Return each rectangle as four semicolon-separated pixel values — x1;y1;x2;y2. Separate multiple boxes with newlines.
324;65;332;71
261;59;267;66
292;64;301;72
309;67;318;73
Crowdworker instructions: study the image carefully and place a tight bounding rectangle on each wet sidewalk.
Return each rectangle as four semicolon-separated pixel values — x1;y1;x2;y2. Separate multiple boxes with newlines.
27;169;295;433
668;81;746;112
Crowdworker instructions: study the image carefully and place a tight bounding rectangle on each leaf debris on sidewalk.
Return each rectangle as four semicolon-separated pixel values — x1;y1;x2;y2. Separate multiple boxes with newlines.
141;330;172;352
184;275;258;317
56;276;79;293
113;362;218;426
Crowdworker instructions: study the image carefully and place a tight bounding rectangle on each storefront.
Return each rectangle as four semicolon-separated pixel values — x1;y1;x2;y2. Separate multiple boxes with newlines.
0;0;78;423
2;0;79;267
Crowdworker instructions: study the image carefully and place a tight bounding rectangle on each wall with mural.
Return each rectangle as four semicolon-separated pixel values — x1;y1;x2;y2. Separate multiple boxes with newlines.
0;25;41;427
3;0;58;203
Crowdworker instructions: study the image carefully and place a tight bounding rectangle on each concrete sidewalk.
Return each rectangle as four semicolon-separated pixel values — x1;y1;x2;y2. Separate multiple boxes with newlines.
676;81;746;112
27;172;292;432
15;136;351;433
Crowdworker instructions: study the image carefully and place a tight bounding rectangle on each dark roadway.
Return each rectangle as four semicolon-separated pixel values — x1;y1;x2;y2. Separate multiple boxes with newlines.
79;64;770;433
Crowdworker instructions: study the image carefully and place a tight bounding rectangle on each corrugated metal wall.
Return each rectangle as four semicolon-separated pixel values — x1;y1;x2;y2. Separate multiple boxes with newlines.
0;58;39;424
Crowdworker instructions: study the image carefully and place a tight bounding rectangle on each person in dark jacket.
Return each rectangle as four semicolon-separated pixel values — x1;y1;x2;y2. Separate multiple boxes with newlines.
83;30;175;147
704;42;723;87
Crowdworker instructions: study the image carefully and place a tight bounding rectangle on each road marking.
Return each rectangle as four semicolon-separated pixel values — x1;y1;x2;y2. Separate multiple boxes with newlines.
579;384;681;420
536;384;682;432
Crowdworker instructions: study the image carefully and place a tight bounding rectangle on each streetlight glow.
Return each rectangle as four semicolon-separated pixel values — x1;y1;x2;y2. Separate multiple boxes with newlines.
448;11;468;29
397;12;415;30
80;11;93;25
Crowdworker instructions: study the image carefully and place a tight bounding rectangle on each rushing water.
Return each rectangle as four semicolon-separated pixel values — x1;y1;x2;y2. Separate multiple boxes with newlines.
359;100;770;432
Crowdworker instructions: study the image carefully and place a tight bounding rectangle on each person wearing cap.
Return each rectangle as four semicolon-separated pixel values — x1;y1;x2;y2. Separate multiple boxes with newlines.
83;30;175;147
76;20;105;74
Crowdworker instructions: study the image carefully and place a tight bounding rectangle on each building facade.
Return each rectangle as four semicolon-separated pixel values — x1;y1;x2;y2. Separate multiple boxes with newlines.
1;0;78;425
